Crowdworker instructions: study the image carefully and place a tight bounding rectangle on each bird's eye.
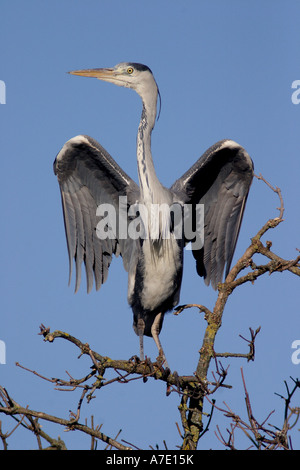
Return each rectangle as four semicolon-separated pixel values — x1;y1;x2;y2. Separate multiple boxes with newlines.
127;67;134;74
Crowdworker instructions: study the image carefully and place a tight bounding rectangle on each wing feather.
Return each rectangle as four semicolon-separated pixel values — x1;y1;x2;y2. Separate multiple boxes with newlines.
171;139;253;288
54;134;139;293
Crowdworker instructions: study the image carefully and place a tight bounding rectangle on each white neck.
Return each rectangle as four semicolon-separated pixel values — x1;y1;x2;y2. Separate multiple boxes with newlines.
136;96;163;204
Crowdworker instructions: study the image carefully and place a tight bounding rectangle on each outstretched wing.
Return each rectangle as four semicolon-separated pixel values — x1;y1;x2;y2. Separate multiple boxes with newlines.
54;134;139;293
171;139;254;289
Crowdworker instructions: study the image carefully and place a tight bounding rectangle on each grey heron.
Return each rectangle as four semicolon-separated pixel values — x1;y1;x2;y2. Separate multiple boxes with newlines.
54;62;254;365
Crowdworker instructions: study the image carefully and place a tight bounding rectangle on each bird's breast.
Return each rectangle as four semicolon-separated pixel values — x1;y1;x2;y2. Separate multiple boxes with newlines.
132;236;183;313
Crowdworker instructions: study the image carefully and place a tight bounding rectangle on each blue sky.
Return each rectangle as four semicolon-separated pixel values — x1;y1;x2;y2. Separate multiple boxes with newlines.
1;1;299;450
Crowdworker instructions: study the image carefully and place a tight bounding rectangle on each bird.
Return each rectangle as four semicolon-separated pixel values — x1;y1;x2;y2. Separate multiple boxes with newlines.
53;62;254;366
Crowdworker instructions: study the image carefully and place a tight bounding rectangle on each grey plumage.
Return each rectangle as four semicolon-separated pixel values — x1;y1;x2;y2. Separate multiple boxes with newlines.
54;62;254;364
171;139;253;289
54;135;139;293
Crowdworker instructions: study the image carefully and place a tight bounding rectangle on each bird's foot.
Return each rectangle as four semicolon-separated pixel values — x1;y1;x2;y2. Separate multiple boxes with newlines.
155;348;170;371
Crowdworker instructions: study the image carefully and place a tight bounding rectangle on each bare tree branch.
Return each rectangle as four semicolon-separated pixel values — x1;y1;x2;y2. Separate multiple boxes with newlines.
208;372;299;450
0;386;131;450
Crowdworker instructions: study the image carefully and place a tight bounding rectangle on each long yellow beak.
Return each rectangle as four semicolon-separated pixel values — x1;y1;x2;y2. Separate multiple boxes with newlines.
68;68;116;80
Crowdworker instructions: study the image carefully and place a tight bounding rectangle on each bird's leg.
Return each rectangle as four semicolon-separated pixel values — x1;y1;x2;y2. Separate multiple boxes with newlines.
151;313;169;369
137;317;145;361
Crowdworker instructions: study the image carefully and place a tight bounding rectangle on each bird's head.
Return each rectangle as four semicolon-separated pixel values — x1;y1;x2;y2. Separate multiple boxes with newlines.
69;62;159;107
